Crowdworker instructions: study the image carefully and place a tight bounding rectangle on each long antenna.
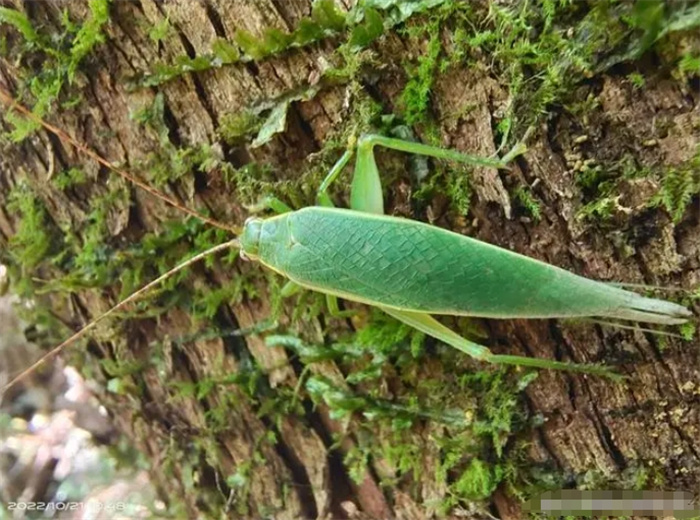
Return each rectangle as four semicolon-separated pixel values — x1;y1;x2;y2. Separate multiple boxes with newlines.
0;86;245;392
0;87;240;234
2;238;240;394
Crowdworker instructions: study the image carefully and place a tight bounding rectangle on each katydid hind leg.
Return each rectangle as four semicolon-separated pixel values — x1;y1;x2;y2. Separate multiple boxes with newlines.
380;307;492;360
347;132;526;213
357;134;510;170
381;307;622;380
347;132;529;213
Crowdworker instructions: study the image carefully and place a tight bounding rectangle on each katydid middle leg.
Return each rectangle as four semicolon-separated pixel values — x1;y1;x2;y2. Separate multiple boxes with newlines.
339;134;621;379
317;133;524;213
284;284;354;319
245;195;294;215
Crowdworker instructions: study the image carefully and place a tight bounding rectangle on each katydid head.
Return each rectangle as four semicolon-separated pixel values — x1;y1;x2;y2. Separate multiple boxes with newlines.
239;216;263;260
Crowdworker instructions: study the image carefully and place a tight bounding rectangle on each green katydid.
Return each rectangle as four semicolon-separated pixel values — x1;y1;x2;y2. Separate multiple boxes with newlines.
237;134;690;380
0;96;692;391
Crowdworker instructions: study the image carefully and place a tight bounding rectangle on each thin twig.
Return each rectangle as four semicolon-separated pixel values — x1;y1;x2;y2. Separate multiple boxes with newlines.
0;87;240;234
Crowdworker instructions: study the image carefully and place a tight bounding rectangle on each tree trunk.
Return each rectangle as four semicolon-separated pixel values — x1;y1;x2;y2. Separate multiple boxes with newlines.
1;1;698;518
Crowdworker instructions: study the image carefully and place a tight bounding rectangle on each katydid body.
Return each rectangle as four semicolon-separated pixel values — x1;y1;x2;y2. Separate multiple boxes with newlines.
236;133;690;379
240;207;690;325
0;92;693;390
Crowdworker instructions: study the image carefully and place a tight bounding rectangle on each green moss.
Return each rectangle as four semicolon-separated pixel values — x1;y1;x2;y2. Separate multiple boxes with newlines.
148;16;171;44
42;184;130;294
138;0;346;87
218;110;262;145
576;194;620;222
68;0;111;81
238;0;346;58
211;38;240;63
678;52;700;76
225;462;253;513
135;1;453;89
411;157;474;217
191;277;255;320
513;186;542;221
627;71;646;89
0;7;38;43
7;183;54;270
453;458;503;501
51;167;88;190
434;1;700;143
376;429;422;484
3;109;41;142
131;93;225;185
679;321;696;341
1;0;112;141
399;19;442;125
574;144;699;225
343;442;371;484
300;333;537;510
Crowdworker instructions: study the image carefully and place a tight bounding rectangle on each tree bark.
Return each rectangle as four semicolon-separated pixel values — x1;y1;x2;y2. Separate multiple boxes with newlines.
1;1;698;519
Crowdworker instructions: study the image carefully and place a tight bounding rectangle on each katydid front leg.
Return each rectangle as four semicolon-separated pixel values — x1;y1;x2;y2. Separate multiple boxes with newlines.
317;147;369;318
341;134;621;380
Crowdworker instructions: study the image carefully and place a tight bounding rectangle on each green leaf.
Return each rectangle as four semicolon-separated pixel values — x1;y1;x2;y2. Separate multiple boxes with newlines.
0;7;38;42
349;7;384;48
263;27;293;53
365;0;447;25
665;1;700;33
628;0;666;52
106;378;124;394
312;0;347;32
294;18;325;45
211;37;240;63
234;29;267;60
251;100;290;148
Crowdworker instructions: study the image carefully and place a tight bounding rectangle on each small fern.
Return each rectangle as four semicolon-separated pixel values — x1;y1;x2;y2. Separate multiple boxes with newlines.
649;151;700;223
513;186;542;221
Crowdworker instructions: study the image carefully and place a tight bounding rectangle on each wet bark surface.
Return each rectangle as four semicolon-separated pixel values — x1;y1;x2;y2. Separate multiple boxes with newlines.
0;1;698;518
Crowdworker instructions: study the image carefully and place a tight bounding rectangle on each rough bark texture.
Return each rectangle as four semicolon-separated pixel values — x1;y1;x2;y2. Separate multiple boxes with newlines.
0;1;699;519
